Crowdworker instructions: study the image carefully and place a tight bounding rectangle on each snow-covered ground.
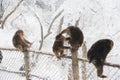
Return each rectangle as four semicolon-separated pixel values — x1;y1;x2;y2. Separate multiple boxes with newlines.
0;0;120;80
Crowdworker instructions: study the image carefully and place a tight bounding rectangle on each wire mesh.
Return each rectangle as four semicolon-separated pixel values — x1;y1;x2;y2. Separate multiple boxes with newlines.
0;49;119;80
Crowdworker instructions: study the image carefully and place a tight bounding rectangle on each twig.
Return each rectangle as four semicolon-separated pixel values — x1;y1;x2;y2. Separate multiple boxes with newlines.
44;9;64;39
75;17;80;27
11;13;24;27
26;5;44;50
0;0;24;29
0;0;4;12
0;0;4;20
48;9;64;33
57;16;64;34
104;62;120;68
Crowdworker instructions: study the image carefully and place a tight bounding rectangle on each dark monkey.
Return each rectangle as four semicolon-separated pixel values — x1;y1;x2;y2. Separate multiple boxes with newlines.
52;34;71;60
61;26;84;50
0;51;3;63
87;39;114;78
12;30;32;52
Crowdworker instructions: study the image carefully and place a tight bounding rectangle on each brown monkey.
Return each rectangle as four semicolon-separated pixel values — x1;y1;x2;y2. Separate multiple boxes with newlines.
52;34;71;60
12;30;32;52
61;26;84;50
87;39;114;78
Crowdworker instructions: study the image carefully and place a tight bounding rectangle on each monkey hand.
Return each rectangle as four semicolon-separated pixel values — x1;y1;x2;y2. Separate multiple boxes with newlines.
28;42;34;47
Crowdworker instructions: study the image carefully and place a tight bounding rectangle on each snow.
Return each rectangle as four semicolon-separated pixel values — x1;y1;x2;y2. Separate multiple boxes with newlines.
0;0;120;80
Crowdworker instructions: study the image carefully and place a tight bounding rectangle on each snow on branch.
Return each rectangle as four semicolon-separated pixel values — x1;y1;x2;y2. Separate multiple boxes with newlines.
0;47;120;69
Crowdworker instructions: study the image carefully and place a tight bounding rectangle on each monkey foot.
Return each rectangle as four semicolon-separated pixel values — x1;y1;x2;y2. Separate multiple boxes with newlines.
98;75;107;78
57;57;61;60
60;54;66;57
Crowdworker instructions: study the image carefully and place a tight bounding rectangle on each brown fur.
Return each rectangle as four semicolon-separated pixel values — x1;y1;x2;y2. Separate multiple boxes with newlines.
12;30;32;52
52;34;71;60
61;26;84;50
87;39;114;78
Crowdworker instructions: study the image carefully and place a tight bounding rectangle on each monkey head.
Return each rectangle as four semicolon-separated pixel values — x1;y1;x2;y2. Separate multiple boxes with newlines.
12;29;32;52
61;26;84;50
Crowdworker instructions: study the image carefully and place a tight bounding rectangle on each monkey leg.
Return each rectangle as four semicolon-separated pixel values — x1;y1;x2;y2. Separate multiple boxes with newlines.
60;50;66;57
17;45;24;52
93;62;107;78
54;51;61;60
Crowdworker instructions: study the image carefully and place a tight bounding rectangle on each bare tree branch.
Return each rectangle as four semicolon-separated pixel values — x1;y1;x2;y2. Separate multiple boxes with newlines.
57;16;64;34
0;0;4;19
26;5;44;65
44;9;64;39
81;41;87;80
48;9;64;33
75;17;80;27
0;0;4;11
11;13;24;28
23;51;31;80
0;0;24;29
26;5;44;50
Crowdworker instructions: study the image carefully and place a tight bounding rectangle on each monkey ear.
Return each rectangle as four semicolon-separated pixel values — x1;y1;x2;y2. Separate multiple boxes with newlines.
56;34;61;39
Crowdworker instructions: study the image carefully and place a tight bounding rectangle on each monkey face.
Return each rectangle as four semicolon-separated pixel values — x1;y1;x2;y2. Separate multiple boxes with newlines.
56;34;65;41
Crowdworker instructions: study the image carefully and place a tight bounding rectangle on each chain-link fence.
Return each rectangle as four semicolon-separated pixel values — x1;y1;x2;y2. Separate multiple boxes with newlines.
0;48;120;80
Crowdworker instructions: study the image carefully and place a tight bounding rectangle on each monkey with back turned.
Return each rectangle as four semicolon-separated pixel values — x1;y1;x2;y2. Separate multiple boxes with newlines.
87;39;114;78
12;30;32;52
60;26;84;50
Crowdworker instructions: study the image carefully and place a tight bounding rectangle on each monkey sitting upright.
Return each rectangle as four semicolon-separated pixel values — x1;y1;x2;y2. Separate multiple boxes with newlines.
52;34;71;60
60;26;84;50
12;30;32;52
87;39;114;78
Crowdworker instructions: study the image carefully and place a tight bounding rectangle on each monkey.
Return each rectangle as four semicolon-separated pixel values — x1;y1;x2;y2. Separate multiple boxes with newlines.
52;33;71;60
12;30;32;52
87;39;114;78
60;26;84;50
0;51;3;63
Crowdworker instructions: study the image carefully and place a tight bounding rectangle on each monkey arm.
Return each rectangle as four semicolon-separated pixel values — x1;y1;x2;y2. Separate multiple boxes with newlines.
19;34;30;46
62;46;71;49
24;39;32;45
65;37;71;41
61;28;69;34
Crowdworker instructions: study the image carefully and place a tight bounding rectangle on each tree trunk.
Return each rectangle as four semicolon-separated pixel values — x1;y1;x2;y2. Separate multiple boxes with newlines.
81;41;87;80
23;51;30;80
71;49;79;80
